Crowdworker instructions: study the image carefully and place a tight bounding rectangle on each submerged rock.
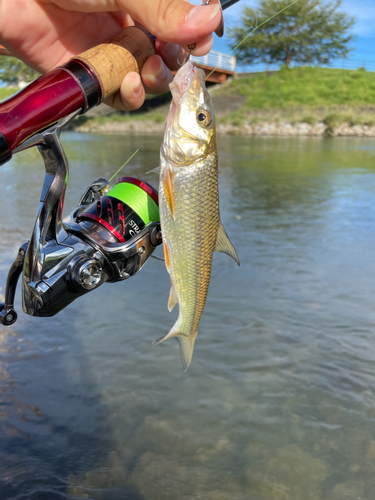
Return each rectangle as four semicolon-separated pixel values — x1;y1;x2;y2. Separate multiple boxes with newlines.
325;480;366;500
67;451;127;497
246;444;329;500
129;451;244;500
129;410;233;465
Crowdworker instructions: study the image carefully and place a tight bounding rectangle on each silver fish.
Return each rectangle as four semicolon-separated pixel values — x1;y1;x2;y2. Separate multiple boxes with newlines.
155;60;239;370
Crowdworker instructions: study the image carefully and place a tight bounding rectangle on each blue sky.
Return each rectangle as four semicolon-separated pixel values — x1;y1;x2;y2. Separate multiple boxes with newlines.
209;0;375;69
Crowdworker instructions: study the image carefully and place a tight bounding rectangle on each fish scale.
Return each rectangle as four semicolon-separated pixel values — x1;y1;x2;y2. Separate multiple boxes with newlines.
160;152;219;333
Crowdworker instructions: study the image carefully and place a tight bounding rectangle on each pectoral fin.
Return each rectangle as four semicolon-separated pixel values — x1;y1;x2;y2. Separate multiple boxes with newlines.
215;222;240;266
168;283;178;312
163;241;170;272
162;166;176;220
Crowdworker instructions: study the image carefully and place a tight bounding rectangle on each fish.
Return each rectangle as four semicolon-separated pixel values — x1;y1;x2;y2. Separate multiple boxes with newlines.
155;60;240;371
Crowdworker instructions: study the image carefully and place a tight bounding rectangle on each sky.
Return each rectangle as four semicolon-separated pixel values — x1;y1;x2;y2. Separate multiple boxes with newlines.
207;0;375;70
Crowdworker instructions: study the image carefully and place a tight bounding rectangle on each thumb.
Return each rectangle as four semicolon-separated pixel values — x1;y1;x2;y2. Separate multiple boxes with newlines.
120;0;222;45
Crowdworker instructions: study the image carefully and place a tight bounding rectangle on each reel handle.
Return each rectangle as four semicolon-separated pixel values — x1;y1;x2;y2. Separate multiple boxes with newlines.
0;27;155;164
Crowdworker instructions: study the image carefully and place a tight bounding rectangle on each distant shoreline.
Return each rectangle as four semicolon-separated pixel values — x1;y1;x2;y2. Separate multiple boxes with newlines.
74;119;375;137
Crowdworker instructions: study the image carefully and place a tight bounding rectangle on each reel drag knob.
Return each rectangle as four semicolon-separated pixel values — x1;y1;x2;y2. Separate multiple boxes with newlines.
69;255;103;291
77;260;103;290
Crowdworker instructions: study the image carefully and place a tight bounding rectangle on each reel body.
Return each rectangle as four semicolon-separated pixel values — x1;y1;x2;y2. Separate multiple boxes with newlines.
0;114;161;326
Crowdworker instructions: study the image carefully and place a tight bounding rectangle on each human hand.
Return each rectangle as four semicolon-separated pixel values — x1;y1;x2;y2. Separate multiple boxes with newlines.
0;0;222;110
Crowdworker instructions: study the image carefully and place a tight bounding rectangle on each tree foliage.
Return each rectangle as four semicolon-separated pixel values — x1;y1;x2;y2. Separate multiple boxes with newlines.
228;0;354;67
0;56;40;85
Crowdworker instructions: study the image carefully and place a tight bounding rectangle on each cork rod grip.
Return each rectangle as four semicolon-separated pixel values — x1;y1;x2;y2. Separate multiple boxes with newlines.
74;27;155;100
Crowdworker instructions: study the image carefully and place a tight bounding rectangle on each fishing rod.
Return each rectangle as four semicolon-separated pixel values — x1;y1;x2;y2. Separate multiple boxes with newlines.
0;0;239;326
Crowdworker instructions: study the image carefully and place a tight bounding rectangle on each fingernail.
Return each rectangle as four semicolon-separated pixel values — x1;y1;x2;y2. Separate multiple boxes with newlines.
187;4;221;27
154;57;167;80
163;43;180;58
133;75;143;95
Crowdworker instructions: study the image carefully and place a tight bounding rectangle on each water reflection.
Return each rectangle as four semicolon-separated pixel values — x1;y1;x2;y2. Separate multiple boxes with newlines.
1;134;375;499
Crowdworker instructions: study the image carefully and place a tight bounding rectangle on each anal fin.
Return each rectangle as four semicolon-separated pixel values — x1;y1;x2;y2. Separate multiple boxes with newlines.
215;221;240;266
168;284;178;312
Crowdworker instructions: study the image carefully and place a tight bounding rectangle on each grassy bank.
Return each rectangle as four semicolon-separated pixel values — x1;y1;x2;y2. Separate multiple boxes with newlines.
212;67;375;130
3;67;375;135
77;67;375;133
221;66;375;108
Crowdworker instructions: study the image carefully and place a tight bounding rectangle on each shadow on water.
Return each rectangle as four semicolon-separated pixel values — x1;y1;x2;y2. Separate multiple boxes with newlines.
0;138;154;500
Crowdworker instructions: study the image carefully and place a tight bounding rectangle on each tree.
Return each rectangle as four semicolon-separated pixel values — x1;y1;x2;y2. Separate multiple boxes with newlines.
0;56;40;85
228;0;354;67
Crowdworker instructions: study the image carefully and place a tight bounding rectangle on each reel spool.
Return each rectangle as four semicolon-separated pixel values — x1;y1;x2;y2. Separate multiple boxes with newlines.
77;177;160;243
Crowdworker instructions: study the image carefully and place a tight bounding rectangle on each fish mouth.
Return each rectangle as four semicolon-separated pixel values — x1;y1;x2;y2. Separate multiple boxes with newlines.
164;61;196;139
170;60;196;103
166;61;202;130
163;61;209;164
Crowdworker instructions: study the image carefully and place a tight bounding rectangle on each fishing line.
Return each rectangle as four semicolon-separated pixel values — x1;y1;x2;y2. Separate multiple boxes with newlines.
206;0;302;80
107;136;154;183
223;13;257;30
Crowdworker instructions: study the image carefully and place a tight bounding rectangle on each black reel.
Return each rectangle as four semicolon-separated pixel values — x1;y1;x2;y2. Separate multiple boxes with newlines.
0;114;162;325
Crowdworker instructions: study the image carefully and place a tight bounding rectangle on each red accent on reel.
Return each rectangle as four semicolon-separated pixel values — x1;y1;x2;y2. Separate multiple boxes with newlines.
79;213;126;243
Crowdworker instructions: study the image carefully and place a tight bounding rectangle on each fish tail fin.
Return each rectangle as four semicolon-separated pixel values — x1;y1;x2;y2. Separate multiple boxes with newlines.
152;324;197;371
215;221;240;266
152;321;180;347
177;334;196;372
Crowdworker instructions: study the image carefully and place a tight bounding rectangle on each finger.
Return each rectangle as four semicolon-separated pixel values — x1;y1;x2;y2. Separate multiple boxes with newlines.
183;34;213;57
119;0;222;45
156;40;187;72
141;55;174;95
46;1;221;45
104;71;145;111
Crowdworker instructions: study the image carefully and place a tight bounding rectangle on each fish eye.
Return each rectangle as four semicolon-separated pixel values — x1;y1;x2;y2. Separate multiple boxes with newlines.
196;109;211;128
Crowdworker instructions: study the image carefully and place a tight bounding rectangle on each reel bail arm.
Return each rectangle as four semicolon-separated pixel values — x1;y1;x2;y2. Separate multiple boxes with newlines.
0;242;28;326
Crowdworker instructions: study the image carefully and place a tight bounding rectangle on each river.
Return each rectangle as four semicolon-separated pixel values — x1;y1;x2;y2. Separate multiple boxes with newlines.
1;133;375;500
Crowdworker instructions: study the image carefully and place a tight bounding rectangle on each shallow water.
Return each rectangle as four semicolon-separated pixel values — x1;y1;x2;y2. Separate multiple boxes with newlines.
1;133;375;500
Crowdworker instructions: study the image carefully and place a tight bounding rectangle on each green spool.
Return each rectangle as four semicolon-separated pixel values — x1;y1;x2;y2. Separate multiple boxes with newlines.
107;178;160;224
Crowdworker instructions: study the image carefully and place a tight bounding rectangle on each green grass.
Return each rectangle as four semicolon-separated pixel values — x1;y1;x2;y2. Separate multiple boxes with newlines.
0;87;18;101
68;67;375;131
224;67;375;109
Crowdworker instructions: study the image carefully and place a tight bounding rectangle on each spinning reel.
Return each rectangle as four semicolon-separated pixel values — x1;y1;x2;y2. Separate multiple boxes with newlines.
0;113;162;326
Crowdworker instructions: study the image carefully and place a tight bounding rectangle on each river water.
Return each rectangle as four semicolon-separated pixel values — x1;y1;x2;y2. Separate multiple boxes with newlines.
1;133;375;500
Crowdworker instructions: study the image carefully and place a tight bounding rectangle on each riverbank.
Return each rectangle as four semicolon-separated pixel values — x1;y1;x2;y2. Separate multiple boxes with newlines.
74;113;375;137
4;66;374;137
73;66;375;137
